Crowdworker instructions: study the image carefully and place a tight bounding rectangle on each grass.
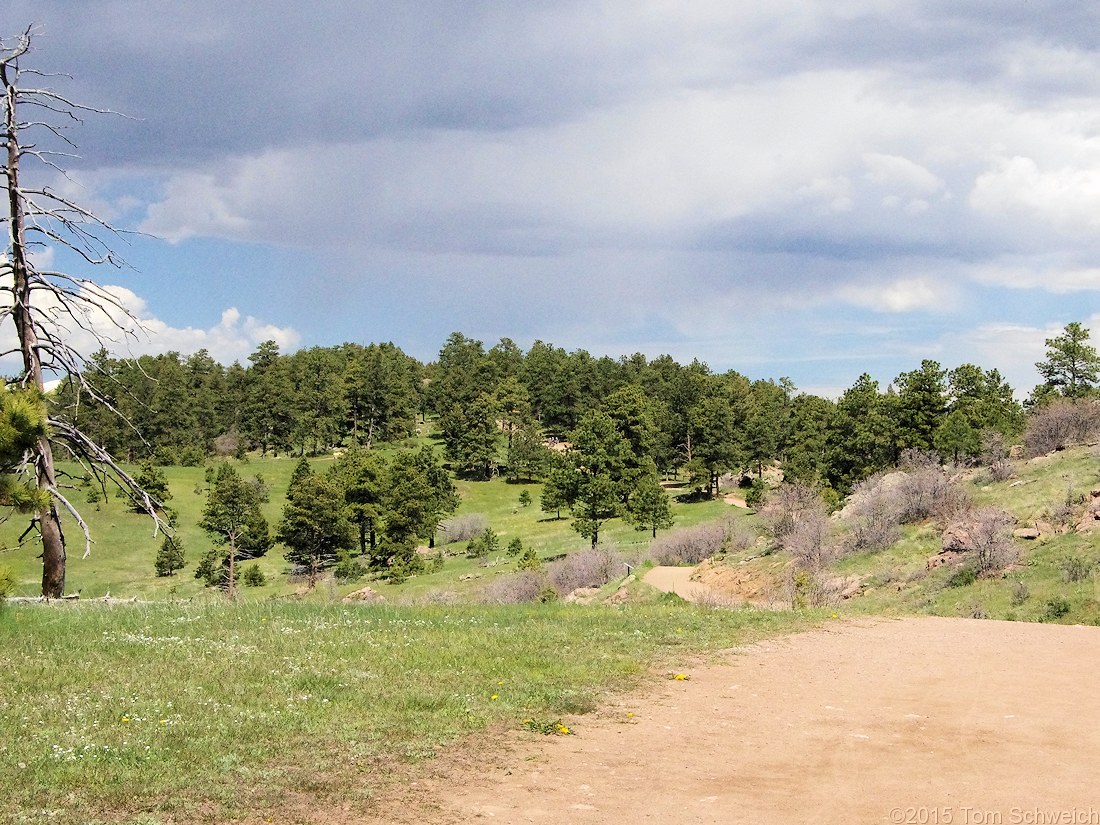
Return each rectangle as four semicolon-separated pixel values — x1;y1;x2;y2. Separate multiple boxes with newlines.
4;443;1099;823
0;457;735;603
0;599;818;824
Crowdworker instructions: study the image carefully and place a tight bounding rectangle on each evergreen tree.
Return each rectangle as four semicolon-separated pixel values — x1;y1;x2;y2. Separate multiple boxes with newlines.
894;360;947;453
568;410;630;547
278;473;353;587
825;374;896;492
1034;322;1100;400
0;382;49;514
154;535;185;577
625;460;674;538
330;446;386;556
198;463;273;597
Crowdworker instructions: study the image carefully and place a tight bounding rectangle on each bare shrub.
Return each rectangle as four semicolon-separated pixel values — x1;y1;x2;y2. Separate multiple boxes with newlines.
784;513;835;571
692;590;743;610
547;546;626;594
760;483;826;543
987;460;1015;483
896;451;971;523
786;568;844;609
439;514;488;545
1059;555;1095;583
479;570;548;604
841;461;970;555
649;517;756;566
213;429;241;457
945;507;1016;576
980;430;1010;465
1024;399;1100;457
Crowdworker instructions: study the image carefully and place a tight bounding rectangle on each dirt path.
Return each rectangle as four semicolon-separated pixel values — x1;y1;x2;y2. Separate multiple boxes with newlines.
642;565;711;601
361;617;1100;824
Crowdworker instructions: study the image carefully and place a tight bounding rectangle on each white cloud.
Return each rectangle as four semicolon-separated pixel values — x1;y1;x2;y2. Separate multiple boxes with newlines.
970;156;1100;233
971;264;1100;293
838;277;954;313
0;279;300;370
863;152;945;195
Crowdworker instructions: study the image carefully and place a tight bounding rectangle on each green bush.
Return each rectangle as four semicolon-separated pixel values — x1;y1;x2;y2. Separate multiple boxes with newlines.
744;478;766;508
332;551;364;582
241;564;267;587
945;565;977;589
1043;596;1072;621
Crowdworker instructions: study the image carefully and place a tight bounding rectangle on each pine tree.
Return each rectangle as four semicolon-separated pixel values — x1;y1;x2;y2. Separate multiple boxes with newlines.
199;463;273;598
1034;322;1100;400
154;535;185;577
278;473;352;587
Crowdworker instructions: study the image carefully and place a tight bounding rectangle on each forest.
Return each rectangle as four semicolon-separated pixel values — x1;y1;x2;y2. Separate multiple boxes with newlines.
8;320;1086;594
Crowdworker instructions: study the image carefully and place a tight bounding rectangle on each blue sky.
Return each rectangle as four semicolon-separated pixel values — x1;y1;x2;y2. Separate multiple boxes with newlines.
6;2;1100;398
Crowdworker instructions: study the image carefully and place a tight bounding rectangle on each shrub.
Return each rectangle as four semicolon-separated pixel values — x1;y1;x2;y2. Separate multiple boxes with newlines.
894;451;971;523
952;507;1016;576
945;566;977;588
784;514;835;572
988;460;1015;483
649;517;754;565
787;569;843;608
480;570;547;604
332;551;365;581
241;564;267;587
1024;399;1100;457
465;527;500;559
1011;579;1030;606
439;514;488;545
1043;596;1072;621
517;547;541;570
506;537;523;557
761;483;825;544
547;546;625;594
743;478;766;508
1059;555;1094;583
841;477;903;554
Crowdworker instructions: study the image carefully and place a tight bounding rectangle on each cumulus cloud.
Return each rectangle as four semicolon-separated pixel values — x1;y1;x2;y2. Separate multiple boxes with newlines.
970;156;1100;233
0;279;300;370
9;1;1100;394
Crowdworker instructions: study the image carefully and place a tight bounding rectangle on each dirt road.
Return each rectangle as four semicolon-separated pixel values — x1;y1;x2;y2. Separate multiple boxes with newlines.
364;617;1100;824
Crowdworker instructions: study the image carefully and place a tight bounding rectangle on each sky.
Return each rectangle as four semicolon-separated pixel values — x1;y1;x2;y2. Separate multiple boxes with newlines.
5;1;1100;398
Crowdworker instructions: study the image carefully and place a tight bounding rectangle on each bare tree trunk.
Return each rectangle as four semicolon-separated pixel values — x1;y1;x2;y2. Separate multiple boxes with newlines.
5;70;66;597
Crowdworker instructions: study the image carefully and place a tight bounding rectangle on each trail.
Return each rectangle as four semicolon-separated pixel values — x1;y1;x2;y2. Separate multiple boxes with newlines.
642;564;710;601
357;617;1100;825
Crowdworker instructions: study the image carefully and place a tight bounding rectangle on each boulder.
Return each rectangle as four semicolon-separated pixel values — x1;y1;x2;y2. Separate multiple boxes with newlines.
941;523;976;552
342;586;385;604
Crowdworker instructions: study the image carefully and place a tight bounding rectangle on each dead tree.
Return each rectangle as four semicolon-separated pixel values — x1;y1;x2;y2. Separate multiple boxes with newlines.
2;27;165;597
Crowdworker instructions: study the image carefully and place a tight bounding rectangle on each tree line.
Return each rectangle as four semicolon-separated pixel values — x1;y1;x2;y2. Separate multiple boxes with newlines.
53;324;1100;501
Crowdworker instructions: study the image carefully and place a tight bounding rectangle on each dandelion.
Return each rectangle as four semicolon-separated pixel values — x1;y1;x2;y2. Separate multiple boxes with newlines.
626;712;633;718
673;673;688;681
555;723;571;735
491;694;499;701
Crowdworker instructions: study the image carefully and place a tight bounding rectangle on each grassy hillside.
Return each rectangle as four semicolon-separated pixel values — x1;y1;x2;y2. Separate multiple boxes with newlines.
0;455;732;602
3;444;1099;823
701;445;1100;625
